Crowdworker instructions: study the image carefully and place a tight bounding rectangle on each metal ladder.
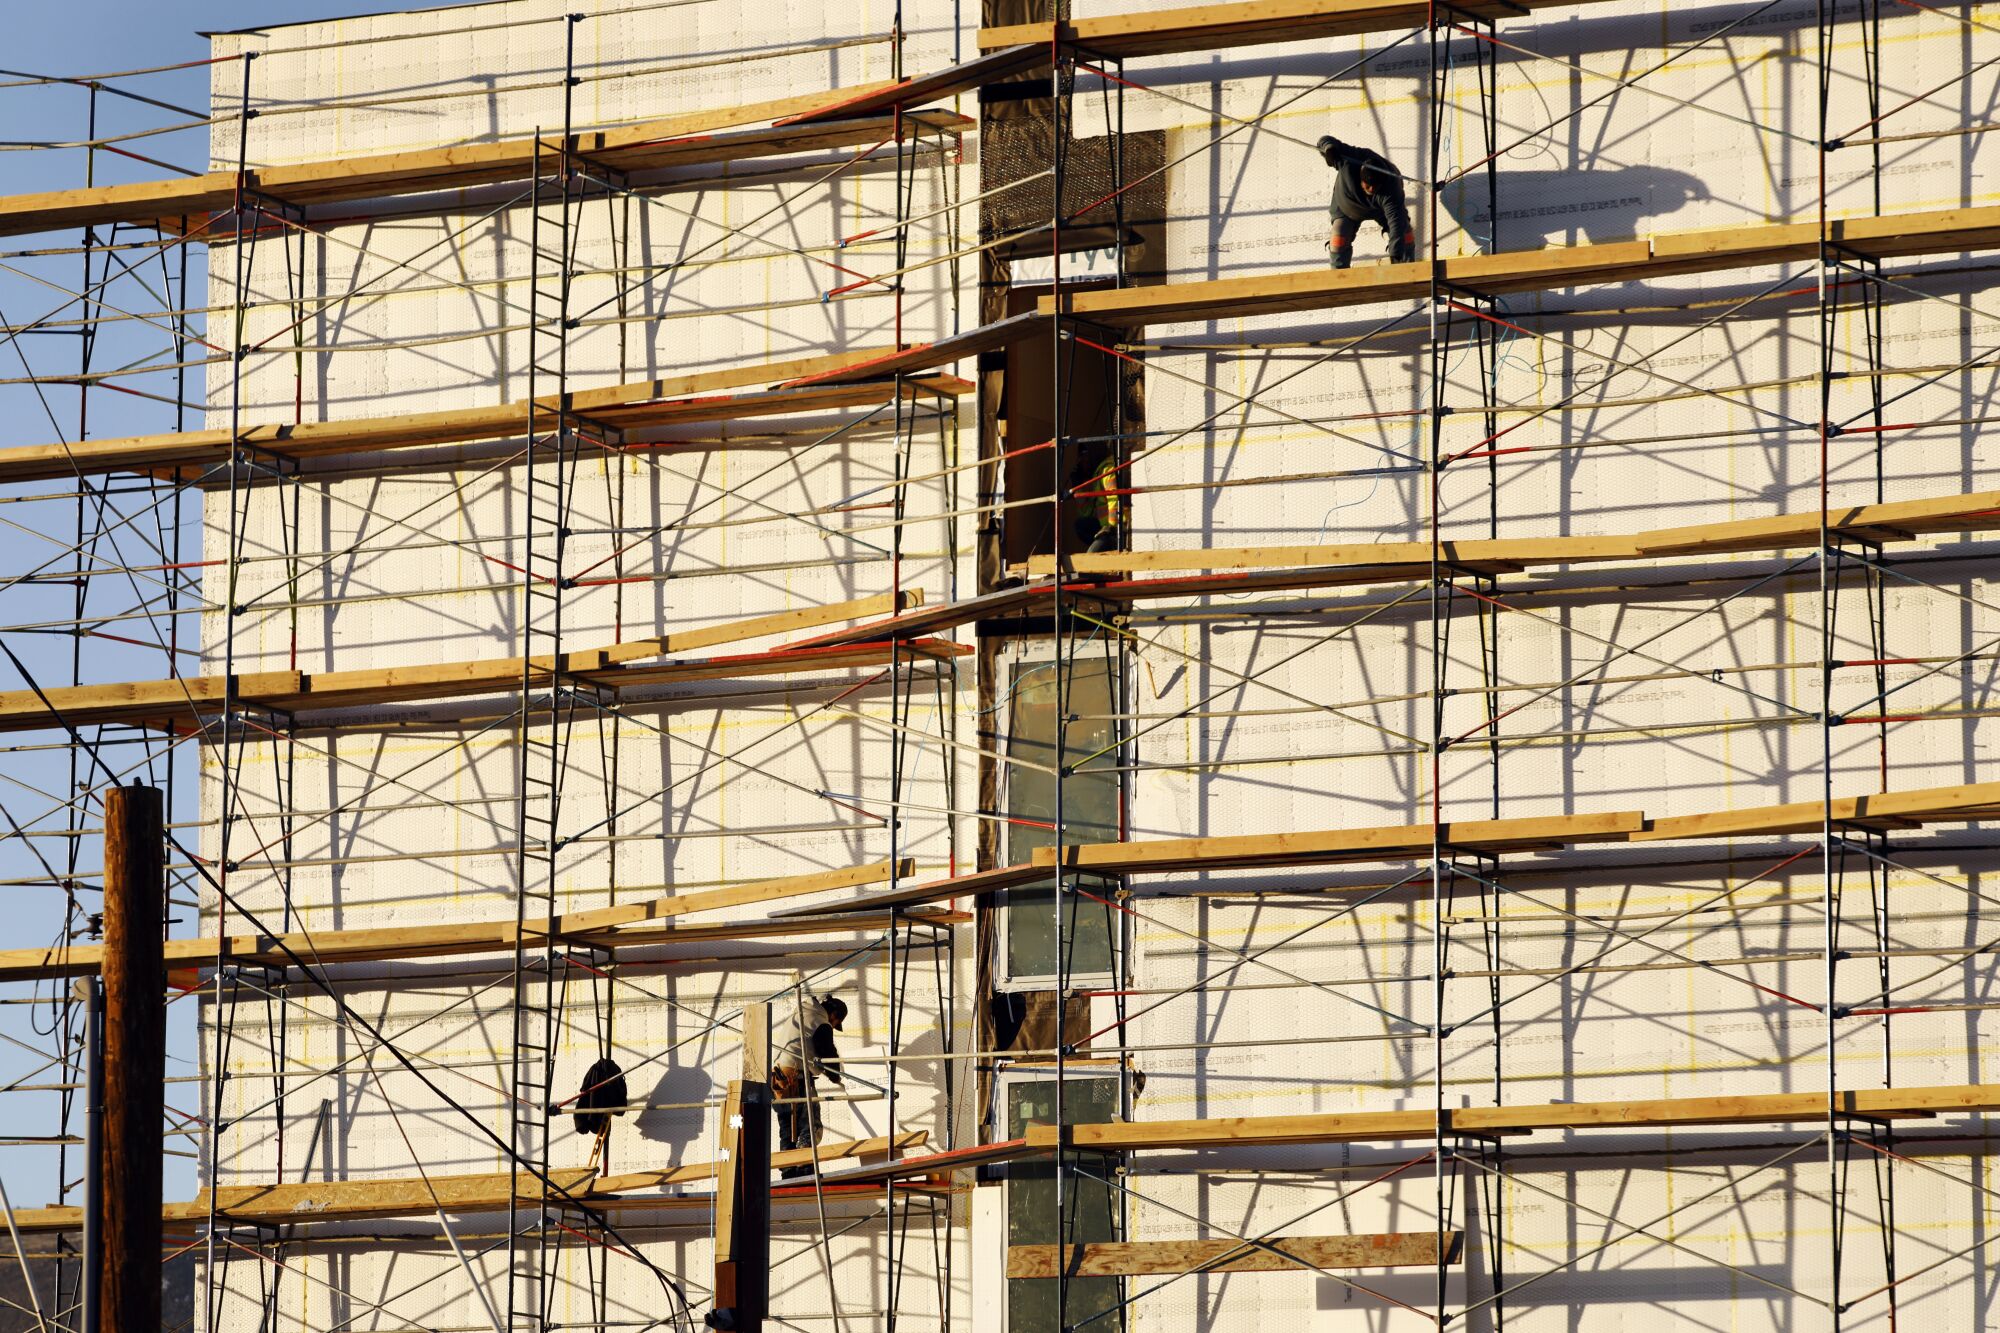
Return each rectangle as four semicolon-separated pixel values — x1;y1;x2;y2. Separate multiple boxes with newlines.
508;24;582;1328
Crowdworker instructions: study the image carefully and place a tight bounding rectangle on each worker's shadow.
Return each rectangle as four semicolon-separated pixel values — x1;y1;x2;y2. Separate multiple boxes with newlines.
1436;165;1709;252
893;1027;954;1142
633;1063;716;1157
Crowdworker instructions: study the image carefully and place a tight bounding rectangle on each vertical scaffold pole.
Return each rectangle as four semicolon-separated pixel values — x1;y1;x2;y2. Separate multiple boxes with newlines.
1425;4;1454;1324
510;18;583;1331
1049;23;1075;1333
206;48;259;1333
1815;3;1846;1328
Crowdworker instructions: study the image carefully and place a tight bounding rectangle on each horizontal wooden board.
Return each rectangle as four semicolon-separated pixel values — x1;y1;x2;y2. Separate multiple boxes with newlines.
1018;1083;2000;1155
1043;204;2000;327
0;102;969;238
0;624;971;735
771;862;1049;918
0;355;979;485
0;860;927;982
979;0;1596;57
11;1131;928;1232
1006;1230;1456;1277
1035;809;1647;874
1026;488;2000;579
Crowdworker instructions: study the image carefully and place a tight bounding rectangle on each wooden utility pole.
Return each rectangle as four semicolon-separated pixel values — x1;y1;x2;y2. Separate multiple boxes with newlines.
708;1003;771;1333
99;782;164;1333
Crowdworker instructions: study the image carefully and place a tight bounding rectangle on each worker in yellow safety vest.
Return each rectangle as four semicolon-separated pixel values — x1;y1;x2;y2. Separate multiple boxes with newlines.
1085;451;1122;554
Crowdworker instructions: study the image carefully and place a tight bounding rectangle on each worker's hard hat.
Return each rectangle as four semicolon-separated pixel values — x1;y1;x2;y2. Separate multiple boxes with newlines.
824;996;848;1029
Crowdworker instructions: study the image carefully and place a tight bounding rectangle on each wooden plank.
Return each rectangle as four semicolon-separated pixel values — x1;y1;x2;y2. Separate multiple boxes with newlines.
1632;488;2000;556
712;1081;746;1261
12;1132;928;1233
1632;780;2000;843
600;591;921;665
54;1075;2000;1235
742;1004;772;1087
775;46;1048;125
586;1130;928;1194
790;486;2000;646
0;861;921;982
0;96;968;238
0;353;982;485
782;311;1047;388
978;0;1595;57
766;780;2000;931
0;635;971;735
557;860;915;936
17;907;967;989
1006;1231;1455;1278
1027;534;1627;577
771;862;1049;918
789;582;1051;649
1042;203;2000;328
1015;1083;2000;1156
1028;488;2000;579
1036;809;1647;875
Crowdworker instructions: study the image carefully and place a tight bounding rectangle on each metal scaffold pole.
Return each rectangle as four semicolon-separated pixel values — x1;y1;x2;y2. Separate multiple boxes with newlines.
510;16;584;1331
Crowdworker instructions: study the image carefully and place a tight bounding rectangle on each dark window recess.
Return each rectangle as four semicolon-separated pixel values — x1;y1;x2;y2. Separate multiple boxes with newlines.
1007;1077;1122;1333
979;77;1056;103
1001;284;1117;567
1005;656;1118;980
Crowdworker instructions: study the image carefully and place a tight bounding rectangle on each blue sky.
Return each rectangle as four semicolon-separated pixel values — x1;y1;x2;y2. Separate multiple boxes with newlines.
0;0;448;1217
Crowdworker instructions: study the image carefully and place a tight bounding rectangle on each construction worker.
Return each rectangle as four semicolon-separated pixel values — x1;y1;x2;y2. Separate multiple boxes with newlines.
1318;135;1416;269
572;1056;629;1170
772;993;847;1178
1085;450;1122;554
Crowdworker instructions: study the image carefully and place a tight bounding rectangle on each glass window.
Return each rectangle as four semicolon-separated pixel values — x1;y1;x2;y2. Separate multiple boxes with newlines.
1006;1077;1121;1333
1005;655;1120;983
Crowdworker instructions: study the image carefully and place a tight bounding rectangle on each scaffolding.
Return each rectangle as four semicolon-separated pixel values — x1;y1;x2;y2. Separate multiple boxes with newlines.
4;1;2000;1331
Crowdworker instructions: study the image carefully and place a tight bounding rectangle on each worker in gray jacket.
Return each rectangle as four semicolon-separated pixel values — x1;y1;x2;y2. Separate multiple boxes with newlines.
772;993;847;1178
1319;135;1416;269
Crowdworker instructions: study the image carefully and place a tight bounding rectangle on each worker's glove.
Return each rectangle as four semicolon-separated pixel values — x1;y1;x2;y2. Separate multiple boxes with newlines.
1391;231;1417;265
1316;134;1349;166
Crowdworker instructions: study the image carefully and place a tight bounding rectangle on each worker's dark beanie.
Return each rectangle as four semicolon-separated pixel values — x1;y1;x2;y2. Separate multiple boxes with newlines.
824;996;848;1029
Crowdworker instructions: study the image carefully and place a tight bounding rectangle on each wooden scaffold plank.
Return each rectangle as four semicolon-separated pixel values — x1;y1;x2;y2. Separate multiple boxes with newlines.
28;1082;2000;1232
779;777;2000;918
1043;204;2000;327
0;100;970;239
0;860;954;983
8;1132;930;1233
0;592;968;735
1006;1231;1459;1278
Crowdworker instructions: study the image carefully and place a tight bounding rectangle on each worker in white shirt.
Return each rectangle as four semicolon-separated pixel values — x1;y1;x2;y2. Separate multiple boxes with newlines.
771;993;847;1178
